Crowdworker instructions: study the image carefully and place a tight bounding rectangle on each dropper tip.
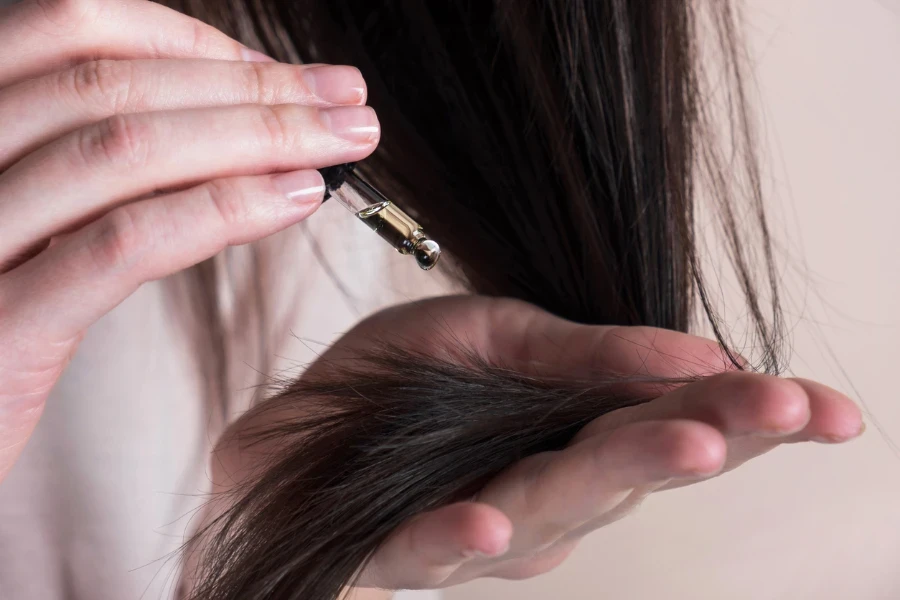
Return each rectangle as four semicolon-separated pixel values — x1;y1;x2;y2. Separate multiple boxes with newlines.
413;239;441;270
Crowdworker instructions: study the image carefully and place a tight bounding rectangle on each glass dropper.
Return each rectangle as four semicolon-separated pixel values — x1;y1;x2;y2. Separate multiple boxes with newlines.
327;170;441;271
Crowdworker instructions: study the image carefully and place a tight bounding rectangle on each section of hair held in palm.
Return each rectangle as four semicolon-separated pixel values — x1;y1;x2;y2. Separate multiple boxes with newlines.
157;0;791;598
184;342;698;600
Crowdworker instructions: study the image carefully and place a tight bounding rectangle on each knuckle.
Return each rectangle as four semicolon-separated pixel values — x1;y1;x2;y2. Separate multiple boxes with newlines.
239;61;278;104
187;18;215;57
80;113;153;170
255;104;299;150
67;59;134;114
86;207;146;273
201;178;249;227
30;0;100;31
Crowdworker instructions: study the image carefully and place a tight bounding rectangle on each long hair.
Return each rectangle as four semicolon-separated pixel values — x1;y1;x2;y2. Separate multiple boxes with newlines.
160;1;785;598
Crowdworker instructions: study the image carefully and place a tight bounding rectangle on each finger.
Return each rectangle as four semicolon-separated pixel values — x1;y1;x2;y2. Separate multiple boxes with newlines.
0;103;379;265
654;378;862;491
784;378;863;443
465;539;579;583
569;373;861;475
475;420;726;554
488;300;741;381
0;169;325;342
394;298;742;382
0;0;255;87
571;372;813;444
0;59;367;169
361;502;512;589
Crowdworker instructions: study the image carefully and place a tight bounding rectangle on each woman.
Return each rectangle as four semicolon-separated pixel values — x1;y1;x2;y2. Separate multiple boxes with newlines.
0;0;864;599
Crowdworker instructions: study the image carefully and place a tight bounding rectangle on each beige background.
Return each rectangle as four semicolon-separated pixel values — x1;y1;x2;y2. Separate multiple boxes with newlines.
1;0;895;599
445;1;900;599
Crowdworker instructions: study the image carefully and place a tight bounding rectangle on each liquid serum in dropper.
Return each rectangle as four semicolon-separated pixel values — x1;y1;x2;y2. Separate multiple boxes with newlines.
322;164;441;271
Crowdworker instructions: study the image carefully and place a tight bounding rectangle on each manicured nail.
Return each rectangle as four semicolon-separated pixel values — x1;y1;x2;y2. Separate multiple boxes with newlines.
812;433;854;444
812;422;866;444
242;48;276;62
273;170;325;204
303;65;366;104
811;435;842;444
321;106;380;143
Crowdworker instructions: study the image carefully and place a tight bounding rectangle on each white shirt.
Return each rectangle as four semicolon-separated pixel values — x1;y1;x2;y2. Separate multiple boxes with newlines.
0;203;443;600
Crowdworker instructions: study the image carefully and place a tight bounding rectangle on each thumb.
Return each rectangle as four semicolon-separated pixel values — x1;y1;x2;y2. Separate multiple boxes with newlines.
359;502;511;590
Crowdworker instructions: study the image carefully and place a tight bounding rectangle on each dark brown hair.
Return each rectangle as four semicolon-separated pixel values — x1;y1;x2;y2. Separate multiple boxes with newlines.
159;1;784;598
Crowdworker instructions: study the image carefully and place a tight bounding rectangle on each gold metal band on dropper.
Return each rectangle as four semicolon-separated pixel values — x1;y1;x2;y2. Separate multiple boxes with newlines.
348;174;441;271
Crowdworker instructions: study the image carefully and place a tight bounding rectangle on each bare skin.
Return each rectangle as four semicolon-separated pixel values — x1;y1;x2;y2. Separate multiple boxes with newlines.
214;296;863;592
0;0;378;484
0;0;863;597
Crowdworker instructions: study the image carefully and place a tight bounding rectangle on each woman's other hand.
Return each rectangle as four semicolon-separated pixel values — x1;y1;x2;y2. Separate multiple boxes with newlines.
303;296;864;590
0;0;379;483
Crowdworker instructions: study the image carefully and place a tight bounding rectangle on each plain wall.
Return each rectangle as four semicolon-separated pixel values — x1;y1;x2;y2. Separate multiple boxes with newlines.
446;1;900;599
4;0;895;597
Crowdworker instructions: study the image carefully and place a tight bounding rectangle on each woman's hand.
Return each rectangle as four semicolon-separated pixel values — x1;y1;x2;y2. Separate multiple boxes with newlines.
0;0;379;483
302;296;864;591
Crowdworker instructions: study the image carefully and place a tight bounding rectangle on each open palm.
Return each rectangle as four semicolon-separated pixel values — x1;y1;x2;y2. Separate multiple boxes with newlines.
295;296;863;590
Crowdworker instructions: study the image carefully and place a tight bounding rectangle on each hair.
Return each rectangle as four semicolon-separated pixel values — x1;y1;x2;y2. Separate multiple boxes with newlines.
158;1;785;598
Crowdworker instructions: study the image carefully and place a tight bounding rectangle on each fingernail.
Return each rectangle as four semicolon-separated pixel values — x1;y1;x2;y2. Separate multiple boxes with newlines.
273;170;325;204
303;65;367;104
811;435;842;444
812;421;867;444
242;48;276;62
812;433;856;444
321;106;380;143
